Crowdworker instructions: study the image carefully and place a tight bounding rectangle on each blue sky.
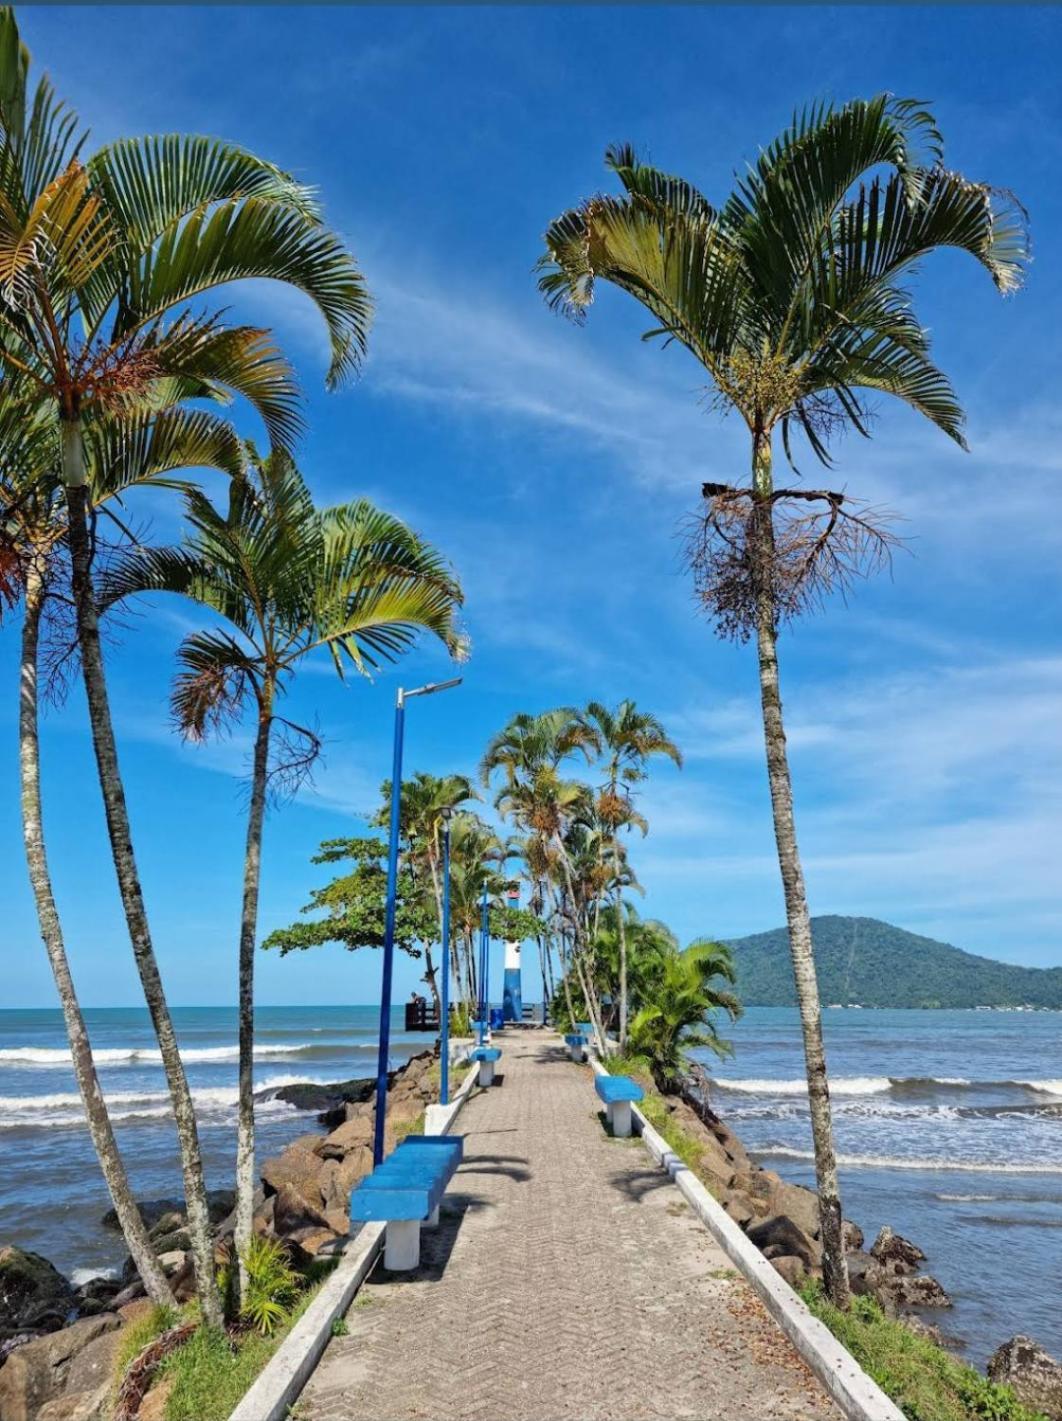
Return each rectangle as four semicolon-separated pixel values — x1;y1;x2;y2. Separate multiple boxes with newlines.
3;5;1061;1008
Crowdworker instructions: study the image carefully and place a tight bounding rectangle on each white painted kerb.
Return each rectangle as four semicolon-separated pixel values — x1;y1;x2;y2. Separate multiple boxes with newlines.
229;1054;479;1421
584;1051;905;1421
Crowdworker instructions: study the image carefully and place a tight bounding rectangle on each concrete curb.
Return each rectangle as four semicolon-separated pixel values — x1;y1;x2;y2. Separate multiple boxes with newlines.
228;1056;480;1421
585;1052;905;1421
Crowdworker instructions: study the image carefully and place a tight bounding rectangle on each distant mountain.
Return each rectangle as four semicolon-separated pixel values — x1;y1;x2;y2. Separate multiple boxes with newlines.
727;915;1062;1009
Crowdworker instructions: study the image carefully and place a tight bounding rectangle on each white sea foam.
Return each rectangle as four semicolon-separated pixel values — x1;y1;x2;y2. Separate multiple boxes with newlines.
0;1081;310;1129
713;1076;891;1096
0;1042;326;1066
1020;1080;1062;1097
761;1146;1062;1174
69;1267;119;1287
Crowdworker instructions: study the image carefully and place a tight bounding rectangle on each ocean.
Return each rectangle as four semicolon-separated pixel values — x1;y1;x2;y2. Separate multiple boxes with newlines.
0;1005;424;1286
693;1006;1062;1366
1;1005;1059;1366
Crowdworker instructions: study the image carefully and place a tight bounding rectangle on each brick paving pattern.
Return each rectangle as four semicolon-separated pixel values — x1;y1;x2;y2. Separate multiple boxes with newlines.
301;1032;841;1421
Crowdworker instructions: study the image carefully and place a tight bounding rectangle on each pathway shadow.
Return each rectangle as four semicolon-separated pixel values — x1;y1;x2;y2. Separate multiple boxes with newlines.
364;1193;490;1288
607;1167;672;1203
459;1153;532;1184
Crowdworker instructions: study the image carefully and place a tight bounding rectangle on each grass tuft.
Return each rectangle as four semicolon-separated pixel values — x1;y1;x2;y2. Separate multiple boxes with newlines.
801;1285;1048;1421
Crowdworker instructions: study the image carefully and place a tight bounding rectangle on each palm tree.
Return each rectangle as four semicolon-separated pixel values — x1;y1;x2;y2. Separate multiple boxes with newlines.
3;401;240;1305
627;936;740;1091
0;8;370;1325
105;449;464;1299
538;97;1027;1306
584;701;681;1049
481;709;605;1040
445;813;508;1008
378;772;478;1013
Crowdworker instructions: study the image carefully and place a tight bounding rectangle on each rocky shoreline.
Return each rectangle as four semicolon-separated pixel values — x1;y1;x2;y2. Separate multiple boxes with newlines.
2;1046;1061;1420
662;1077;1062;1418
0;1049;442;1421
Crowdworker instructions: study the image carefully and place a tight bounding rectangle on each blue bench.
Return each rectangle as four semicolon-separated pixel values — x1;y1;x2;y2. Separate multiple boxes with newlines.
470;1045;502;1087
564;1032;588;1062
594;1074;644;1138
349;1134;463;1270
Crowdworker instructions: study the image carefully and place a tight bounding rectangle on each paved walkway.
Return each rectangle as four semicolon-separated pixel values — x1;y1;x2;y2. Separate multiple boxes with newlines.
301;1033;841;1421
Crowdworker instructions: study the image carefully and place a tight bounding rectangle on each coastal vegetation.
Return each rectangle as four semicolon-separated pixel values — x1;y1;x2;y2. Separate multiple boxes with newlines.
802;1287;1047;1421
538;98;1029;1306
103;449;463;1300
731;916;1062;1010
0;3;1043;1417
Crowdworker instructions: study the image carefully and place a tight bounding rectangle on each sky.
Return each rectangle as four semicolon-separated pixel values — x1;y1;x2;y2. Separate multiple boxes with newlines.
3;4;1061;1009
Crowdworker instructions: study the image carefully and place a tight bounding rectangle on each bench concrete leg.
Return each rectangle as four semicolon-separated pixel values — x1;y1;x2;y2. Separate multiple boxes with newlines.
477;1058;495;1087
425;1204;440;1229
610;1100;632;1138
568;1044;582;1062
384;1219;420;1271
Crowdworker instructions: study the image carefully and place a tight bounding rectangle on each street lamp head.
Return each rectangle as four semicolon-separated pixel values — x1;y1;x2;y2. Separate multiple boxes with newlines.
401;676;463;703
439;806;454;823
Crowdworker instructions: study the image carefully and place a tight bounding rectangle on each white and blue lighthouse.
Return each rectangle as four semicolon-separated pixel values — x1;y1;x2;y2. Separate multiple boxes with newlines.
502;882;523;1022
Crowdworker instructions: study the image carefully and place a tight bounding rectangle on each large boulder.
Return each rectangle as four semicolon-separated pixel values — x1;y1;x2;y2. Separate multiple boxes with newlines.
0;1314;117;1421
319;1151;373;1233
870;1226;925;1272
747;1215;818;1269
260;1141;326;1207
317;1112;373;1161
770;1255;819;1290
0;1248;73;1336
100;1189;233;1233
723;1190;762;1228
843;1220;865;1253
763;1178;821;1244
988;1336;1062;1420
271;1184;333;1240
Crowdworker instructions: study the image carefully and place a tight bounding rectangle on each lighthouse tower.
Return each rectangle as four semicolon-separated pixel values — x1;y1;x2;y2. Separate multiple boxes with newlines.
502;882;523;1022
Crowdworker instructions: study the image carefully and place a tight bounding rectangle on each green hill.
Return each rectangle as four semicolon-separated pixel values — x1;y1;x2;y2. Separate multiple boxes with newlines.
727;915;1062;1009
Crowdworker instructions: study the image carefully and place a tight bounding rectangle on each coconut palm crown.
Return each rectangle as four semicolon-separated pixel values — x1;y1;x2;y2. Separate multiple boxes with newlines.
539;95;1027;467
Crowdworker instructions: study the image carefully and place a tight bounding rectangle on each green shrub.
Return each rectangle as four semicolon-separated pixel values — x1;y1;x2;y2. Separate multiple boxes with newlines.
238;1236;300;1336
801;1286;1047;1421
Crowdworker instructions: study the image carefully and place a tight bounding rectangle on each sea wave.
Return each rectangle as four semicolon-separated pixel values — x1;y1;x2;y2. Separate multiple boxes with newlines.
711;1075;1062;1098
0;1042;360;1067
713;1076;891;1095
760;1146;1062;1174
0;1080;321;1130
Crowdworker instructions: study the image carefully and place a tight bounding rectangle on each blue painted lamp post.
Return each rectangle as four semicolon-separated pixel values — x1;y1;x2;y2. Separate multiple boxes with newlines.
373;677;462;1167
439;806;453;1106
477;886;489;1046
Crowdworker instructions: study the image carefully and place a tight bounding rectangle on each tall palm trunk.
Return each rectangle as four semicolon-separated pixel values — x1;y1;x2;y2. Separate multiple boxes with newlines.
19;560;175;1307
233;696;271;1302
751;431;849;1309
62;422;224;1330
554;847;606;1051
423;853;444;1018
614;843;630;1050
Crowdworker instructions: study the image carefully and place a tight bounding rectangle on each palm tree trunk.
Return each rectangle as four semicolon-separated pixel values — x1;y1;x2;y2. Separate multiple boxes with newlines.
233;698;271;1304
421;944;441;1016
614;848;629;1051
554;848;607;1051
751;431;849;1309
63;433;224;1331
19;560;175;1307
423;851;444;1018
